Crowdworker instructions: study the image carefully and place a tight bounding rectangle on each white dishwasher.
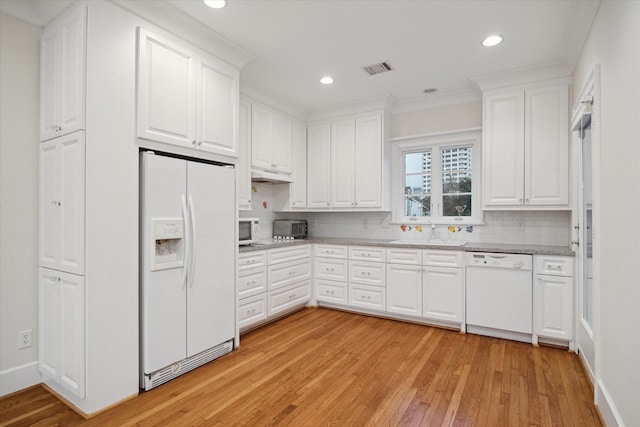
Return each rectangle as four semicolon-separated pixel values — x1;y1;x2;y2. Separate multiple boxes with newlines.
465;252;533;343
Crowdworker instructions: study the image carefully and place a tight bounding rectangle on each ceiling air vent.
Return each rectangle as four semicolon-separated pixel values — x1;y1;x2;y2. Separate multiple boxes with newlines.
363;61;393;76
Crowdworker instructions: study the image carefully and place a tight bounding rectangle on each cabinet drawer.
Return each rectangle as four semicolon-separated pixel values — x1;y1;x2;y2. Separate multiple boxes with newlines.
238;250;267;271
239;293;267;329
423;250;463;268
348;260;386;287
268;244;311;264
349;283;386;311
314;244;348;259
238;266;267;298
316;279;348;305
535;256;574;277
268;280;311;316
349;246;385;262
268;258;311;290
386;248;422;265
314;257;348;282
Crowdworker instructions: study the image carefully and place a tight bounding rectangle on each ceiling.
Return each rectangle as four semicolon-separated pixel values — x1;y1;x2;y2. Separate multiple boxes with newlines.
1;0;601;114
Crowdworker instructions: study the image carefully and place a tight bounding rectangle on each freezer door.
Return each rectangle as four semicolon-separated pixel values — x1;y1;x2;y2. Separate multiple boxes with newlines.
186;161;236;357
141;153;188;374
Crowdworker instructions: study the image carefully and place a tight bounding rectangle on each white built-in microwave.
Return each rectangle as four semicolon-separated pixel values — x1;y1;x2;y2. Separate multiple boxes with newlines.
238;218;260;245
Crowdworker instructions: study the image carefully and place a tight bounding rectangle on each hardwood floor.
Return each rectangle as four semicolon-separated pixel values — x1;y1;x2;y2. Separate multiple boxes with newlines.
0;308;602;426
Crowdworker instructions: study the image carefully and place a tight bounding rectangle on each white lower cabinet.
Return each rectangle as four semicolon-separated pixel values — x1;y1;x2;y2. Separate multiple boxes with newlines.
238;245;311;331
349;283;385;311
39;267;85;399
422;266;463;324
533;256;574;347
316;279;348;304
386;264;422;317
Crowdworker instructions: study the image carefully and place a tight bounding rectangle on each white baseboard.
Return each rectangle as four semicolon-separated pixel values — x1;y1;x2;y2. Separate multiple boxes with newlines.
0;361;41;396
596;379;625;427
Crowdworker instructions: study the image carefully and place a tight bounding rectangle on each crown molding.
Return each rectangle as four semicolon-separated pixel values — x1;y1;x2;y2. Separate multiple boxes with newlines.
470;62;571;92
392;89;481;115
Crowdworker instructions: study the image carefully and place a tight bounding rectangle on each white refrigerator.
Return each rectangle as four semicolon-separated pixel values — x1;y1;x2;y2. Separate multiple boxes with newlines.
140;151;236;390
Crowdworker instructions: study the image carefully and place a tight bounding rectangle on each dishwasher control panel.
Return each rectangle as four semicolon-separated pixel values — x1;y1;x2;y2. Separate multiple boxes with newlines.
466;252;532;270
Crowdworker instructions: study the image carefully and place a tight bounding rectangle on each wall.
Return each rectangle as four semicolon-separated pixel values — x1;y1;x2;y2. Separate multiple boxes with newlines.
0;13;41;395
390;101;482;138
572;1;640;426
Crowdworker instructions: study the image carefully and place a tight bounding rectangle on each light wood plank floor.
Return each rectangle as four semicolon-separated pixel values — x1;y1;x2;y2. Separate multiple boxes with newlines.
1;308;602;426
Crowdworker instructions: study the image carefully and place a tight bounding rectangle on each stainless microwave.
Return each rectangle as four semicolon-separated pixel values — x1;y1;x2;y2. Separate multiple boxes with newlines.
238;218;260;245
273;219;308;239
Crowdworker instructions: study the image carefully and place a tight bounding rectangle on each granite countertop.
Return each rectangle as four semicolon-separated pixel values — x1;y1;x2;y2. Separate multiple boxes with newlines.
240;237;575;257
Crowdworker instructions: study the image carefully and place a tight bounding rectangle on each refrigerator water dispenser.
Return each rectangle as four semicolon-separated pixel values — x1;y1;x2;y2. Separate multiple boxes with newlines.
151;218;184;270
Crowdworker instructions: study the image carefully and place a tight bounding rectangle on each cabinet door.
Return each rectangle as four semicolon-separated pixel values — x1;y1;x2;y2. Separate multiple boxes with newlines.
525;85;569;206
39;132;85;275
39;268;85;399
237;100;252;210
534;274;573;341
422;266;463;323
307;124;331;208
272;114;292;173
330;120;355;207
386;264;422;316
251;104;273;170
57;6;86;137
40;25;60;142
354;115;382;207
482;91;525;207
239;294;268;330
289;122;307;208
197;57;238;157
137;28;195;148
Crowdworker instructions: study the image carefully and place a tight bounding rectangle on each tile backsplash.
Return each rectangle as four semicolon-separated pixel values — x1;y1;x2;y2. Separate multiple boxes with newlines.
240;184;571;246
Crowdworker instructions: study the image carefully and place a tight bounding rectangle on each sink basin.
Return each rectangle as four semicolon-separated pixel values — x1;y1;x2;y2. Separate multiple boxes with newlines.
389;240;466;247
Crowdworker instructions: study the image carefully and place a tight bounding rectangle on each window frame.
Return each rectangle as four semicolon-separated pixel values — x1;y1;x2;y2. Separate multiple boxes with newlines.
391;129;483;225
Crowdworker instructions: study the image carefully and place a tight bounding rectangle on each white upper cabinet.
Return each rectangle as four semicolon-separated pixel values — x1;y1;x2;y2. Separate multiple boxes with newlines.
40;5;86;142
482;81;569;209
354;115;383;208
289;121;307;208
137;28;239;158
39;131;85;275
251;104;292;174
331;120;356;207
306;123;331;208
237;100;252;210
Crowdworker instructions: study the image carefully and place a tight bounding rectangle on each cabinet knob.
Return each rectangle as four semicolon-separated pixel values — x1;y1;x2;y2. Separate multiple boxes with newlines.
192;140;197;146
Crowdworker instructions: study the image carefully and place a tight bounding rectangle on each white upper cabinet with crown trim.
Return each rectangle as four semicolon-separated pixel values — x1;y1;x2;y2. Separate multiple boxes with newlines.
251;104;292;174
136;28;239;158
483;81;569;209
40;5;86;142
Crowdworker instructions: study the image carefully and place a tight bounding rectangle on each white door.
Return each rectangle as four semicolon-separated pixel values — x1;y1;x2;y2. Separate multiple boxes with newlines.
330;119;355;207
290;122;307;208
141;153;188;373
186;162;236;357
482;90;525;207
423;266;463;323
307;124;331;208
525;85;569;206
574;103;596;381
197;57;237;157
40;25;60;142
354;115;382;208
137;29;195;148
386;264;422;317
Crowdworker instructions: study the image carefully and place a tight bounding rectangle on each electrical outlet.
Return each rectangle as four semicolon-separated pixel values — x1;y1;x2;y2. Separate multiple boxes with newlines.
18;329;32;349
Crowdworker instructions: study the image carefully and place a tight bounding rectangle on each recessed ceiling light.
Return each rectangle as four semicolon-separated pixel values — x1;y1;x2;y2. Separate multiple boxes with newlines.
482;35;503;47
423;88;437;94
204;0;226;9
320;76;334;85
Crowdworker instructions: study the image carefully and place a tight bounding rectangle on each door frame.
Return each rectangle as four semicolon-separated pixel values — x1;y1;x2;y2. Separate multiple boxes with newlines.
570;64;601;387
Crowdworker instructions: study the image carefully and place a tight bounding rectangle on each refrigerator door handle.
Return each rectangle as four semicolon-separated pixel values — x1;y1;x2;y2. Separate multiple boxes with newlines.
181;194;190;288
188;194;197;288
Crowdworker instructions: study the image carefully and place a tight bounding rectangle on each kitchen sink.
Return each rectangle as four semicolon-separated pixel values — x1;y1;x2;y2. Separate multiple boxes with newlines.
389;240;467;247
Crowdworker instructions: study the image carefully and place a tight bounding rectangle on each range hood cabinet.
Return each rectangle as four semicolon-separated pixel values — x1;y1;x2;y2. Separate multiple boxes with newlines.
250;169;293;184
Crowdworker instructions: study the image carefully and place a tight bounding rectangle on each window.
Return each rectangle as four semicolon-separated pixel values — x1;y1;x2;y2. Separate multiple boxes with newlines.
393;130;482;224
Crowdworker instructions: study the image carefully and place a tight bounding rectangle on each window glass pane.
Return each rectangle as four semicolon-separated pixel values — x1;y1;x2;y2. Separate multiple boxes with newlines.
405;151;431;174
441;146;472;217
405;175;430;196
404;194;430;217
